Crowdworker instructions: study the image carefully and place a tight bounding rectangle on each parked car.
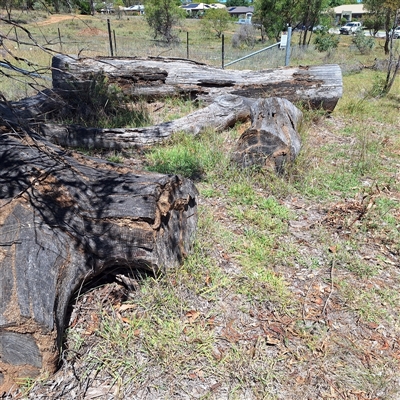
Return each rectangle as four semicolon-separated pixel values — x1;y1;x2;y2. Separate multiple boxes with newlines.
392;26;400;39
339;21;362;35
312;25;329;32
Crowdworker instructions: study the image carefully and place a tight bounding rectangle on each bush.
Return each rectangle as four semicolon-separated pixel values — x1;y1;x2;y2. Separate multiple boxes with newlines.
232;24;256;48
352;31;375;55
75;0;91;15
314;31;339;53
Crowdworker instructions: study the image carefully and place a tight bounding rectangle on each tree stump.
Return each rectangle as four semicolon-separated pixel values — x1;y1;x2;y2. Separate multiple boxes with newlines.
0;128;198;391
231;97;302;173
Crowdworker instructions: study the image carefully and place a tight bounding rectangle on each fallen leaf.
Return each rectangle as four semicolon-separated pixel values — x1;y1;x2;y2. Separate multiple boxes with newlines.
119;304;137;312
265;335;280;345
296;376;306;384
186;310;200;324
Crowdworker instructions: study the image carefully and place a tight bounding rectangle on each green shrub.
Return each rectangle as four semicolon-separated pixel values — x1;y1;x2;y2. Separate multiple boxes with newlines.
352;31;375;55
75;0;91;15
314;31;339;53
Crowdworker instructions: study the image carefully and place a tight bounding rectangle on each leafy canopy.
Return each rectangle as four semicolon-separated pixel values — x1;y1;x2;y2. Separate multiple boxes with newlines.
201;8;232;38
143;0;185;43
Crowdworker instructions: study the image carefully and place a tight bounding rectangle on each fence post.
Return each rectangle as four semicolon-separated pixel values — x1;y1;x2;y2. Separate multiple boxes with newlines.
222;34;225;69
107;19;114;57
113;30;117;56
187;31;189;60
285;26;292;66
58;28;62;51
14;27;19;48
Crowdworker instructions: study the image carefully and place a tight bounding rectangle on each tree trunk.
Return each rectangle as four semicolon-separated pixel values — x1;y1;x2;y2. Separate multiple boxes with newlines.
36;95;287;149
3;94;301;154
0;127;198;391
231;97;302;173
51;55;343;112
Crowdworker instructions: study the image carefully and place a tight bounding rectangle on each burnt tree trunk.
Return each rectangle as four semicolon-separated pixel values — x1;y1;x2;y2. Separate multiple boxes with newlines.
231;97;302;173
0;126;198;391
51;55;343;112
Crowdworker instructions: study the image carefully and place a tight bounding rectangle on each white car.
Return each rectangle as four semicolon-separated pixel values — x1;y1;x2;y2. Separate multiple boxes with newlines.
339;22;362;35
392;26;400;39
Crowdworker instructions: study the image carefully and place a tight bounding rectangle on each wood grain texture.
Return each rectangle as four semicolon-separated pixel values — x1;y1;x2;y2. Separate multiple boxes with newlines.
0;128;198;390
52;55;343;111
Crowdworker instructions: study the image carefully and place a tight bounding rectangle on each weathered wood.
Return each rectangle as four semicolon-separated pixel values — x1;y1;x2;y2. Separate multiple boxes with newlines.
36;95;263;148
52;55;343;111
36;96;303;175
231;97;302;173
0;127;198;391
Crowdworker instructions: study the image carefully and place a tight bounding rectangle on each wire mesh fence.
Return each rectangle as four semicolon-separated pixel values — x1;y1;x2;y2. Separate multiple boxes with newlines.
0;15;299;99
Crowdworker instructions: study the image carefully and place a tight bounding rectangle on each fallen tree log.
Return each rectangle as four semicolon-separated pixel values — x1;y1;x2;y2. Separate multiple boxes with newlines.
2;95;303;164
36;95;301;150
52;55;343;112
0;55;313;391
231;97;302;173
37;94;252;148
0;127;198;391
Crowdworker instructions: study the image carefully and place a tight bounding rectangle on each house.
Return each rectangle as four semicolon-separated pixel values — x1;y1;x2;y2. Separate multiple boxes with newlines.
333;4;368;23
181;3;226;17
227;6;254;18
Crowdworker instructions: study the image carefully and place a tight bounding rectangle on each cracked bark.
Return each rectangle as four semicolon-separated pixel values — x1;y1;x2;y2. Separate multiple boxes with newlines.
0;127;198;391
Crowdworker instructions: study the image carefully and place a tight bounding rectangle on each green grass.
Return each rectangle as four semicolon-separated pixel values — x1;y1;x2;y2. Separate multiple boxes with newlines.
145;129;227;180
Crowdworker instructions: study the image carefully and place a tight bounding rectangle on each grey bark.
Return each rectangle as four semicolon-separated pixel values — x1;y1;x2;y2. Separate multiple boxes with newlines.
51;55;343;112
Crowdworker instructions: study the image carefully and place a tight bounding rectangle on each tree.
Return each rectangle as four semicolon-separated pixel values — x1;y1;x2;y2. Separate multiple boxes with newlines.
226;0;250;6
254;0;302;41
363;0;400;54
364;0;400;94
143;0;185;43
382;9;400;94
0;0;23;20
363;14;385;36
201;8;232;39
254;0;330;43
297;0;330;46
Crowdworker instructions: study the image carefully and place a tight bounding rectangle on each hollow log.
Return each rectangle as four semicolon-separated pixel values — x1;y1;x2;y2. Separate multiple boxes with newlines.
231;97;302;173
0;128;198;391
52;55;343;112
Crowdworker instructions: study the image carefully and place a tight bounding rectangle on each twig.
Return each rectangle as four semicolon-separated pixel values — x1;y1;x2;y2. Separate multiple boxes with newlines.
302;271;319;322
322;259;335;316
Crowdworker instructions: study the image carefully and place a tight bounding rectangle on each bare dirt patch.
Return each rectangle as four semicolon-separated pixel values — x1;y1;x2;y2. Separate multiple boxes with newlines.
35;14;92;26
78;27;108;37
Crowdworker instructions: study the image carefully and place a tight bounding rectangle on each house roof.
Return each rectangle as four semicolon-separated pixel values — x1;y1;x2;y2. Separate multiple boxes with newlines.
181;3;203;9
181;3;226;11
227;6;254;14
333;4;367;14
208;3;226;8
